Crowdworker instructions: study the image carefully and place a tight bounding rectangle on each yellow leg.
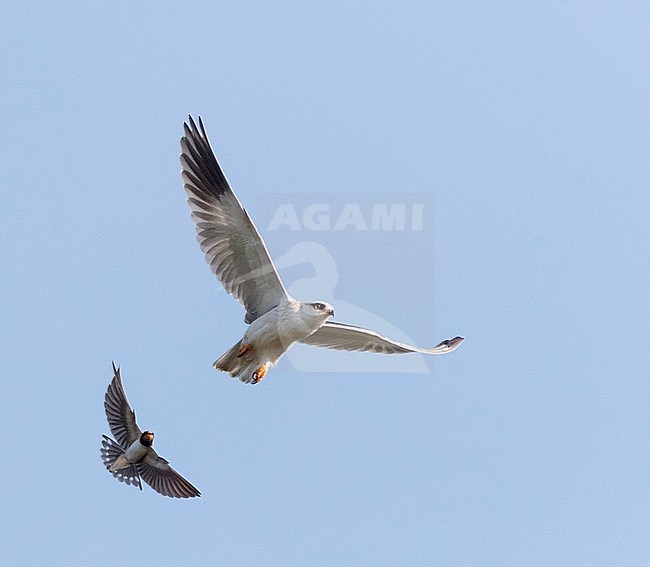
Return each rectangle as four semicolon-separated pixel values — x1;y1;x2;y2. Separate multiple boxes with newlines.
251;362;270;384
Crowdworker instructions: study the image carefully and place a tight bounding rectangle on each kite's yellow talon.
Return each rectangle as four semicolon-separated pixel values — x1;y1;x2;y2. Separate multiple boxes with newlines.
251;362;270;384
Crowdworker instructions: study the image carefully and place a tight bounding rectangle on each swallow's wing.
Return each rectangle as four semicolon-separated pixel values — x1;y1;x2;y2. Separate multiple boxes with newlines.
100;435;142;490
299;321;464;355
104;363;142;449
137;449;201;499
181;116;290;324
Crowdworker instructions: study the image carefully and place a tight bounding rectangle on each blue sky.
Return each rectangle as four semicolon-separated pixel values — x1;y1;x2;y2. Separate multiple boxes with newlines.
1;2;648;565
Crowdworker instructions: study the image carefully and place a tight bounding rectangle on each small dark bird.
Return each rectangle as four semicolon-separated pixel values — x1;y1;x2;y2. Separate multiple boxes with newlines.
100;363;201;498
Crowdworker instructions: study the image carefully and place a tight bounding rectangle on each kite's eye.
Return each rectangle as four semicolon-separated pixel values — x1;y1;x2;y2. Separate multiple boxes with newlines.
313;303;326;310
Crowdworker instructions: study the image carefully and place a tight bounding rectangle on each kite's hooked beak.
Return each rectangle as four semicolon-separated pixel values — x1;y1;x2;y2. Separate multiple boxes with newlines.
327;308;335;317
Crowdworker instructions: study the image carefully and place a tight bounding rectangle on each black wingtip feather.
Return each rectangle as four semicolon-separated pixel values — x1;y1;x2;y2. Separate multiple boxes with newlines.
181;115;231;199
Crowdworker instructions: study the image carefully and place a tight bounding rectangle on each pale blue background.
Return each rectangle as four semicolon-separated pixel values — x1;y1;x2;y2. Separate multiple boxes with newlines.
1;2;648;565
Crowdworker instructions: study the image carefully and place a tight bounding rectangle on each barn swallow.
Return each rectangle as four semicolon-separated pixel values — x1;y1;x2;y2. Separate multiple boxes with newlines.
100;363;201;498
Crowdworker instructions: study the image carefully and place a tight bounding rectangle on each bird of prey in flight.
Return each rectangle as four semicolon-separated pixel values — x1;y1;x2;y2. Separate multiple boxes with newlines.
180;116;463;384
100;363;201;498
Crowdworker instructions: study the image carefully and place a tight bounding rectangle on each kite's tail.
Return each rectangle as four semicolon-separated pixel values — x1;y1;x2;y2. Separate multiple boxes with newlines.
214;341;269;384
213;340;248;376
214;340;243;373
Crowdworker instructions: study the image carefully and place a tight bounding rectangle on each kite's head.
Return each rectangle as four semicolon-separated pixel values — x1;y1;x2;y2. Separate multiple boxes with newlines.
296;301;335;335
309;301;335;319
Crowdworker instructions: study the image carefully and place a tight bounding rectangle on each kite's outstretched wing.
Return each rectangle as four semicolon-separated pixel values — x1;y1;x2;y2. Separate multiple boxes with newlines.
181;116;290;323
299;321;464;355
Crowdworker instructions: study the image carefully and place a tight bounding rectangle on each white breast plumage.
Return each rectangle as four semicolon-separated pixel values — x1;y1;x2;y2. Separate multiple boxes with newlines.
124;440;149;463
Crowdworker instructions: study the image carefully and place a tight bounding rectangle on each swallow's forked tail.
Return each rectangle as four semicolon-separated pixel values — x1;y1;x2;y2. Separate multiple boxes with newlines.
101;435;142;490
